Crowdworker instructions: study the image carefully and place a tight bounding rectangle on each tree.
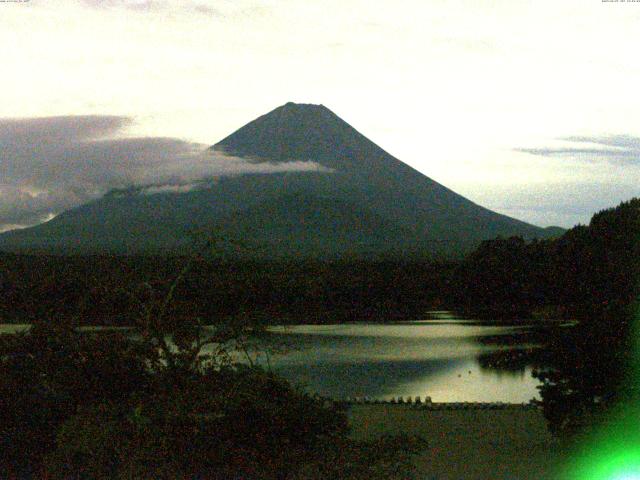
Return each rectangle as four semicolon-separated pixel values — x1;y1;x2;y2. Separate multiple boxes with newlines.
0;321;150;477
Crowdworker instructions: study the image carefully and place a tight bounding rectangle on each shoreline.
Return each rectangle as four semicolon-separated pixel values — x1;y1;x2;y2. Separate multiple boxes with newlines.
336;397;540;410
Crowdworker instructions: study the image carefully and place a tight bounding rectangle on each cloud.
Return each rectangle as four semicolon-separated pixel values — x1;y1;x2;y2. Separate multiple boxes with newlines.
0;115;331;231
516;135;640;165
465;182;640;228
0;186;72;228
78;0;264;18
82;0;156;9
563;135;640;149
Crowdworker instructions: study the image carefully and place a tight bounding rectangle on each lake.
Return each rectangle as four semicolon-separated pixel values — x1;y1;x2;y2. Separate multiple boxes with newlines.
0;311;569;403
256;311;568;403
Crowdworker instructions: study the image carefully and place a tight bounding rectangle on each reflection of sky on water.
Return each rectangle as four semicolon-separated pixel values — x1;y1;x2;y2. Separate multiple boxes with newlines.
0;316;547;402
262;320;544;402
273;358;466;400
268;322;531;339
392;360;540;403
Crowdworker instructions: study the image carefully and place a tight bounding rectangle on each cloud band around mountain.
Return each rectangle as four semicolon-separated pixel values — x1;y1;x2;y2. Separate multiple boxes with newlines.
0;115;331;232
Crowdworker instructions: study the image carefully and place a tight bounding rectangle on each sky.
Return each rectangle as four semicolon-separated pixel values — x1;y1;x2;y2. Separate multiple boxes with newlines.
1;0;640;231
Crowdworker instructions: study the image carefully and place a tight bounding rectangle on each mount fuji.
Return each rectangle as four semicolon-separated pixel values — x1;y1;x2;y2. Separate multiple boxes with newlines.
0;102;559;258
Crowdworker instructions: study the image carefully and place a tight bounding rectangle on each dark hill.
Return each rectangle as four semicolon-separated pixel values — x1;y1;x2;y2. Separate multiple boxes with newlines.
0;102;560;257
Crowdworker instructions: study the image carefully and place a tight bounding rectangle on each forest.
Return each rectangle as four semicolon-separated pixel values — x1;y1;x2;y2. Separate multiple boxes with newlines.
0;255;454;326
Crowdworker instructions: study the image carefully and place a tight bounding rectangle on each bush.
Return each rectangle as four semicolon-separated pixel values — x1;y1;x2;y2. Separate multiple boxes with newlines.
0;321;421;479
0;322;150;477
43;364;416;479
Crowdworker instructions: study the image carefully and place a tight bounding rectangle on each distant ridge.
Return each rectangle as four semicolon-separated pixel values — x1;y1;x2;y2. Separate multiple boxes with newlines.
0;102;562;257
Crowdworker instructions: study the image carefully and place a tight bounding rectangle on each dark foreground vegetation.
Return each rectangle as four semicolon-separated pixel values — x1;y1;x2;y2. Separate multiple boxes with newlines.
0;313;423;478
1;198;639;476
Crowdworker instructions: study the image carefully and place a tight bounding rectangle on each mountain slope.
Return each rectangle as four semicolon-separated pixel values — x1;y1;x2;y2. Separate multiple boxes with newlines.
218;192;427;259
213;102;555;251
0;102;560;257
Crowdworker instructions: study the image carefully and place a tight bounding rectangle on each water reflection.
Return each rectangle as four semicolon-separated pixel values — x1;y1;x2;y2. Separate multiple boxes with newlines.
261;315;554;402
0;313;561;402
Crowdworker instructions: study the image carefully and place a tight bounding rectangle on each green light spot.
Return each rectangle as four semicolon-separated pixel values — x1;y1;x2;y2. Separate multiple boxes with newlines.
559;401;640;480
565;448;640;480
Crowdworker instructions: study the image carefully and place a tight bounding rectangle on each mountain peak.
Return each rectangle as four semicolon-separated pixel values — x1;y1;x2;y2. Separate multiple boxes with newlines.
282;101;327;109
270;101;335;121
212;102;388;173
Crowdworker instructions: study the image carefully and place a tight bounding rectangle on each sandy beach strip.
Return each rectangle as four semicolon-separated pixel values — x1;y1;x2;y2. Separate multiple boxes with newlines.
348;404;563;480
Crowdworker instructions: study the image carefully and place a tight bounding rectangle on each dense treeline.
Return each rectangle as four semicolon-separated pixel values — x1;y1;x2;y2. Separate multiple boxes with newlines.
455;198;640;322
453;236;556;319
456;198;640;435
0;256;454;325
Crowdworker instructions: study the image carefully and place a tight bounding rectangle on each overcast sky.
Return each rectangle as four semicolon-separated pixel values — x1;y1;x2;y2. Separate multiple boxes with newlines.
1;0;640;231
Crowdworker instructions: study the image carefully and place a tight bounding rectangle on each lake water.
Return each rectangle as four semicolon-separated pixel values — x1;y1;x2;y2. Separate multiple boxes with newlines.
0;312;566;403
258;311;564;403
